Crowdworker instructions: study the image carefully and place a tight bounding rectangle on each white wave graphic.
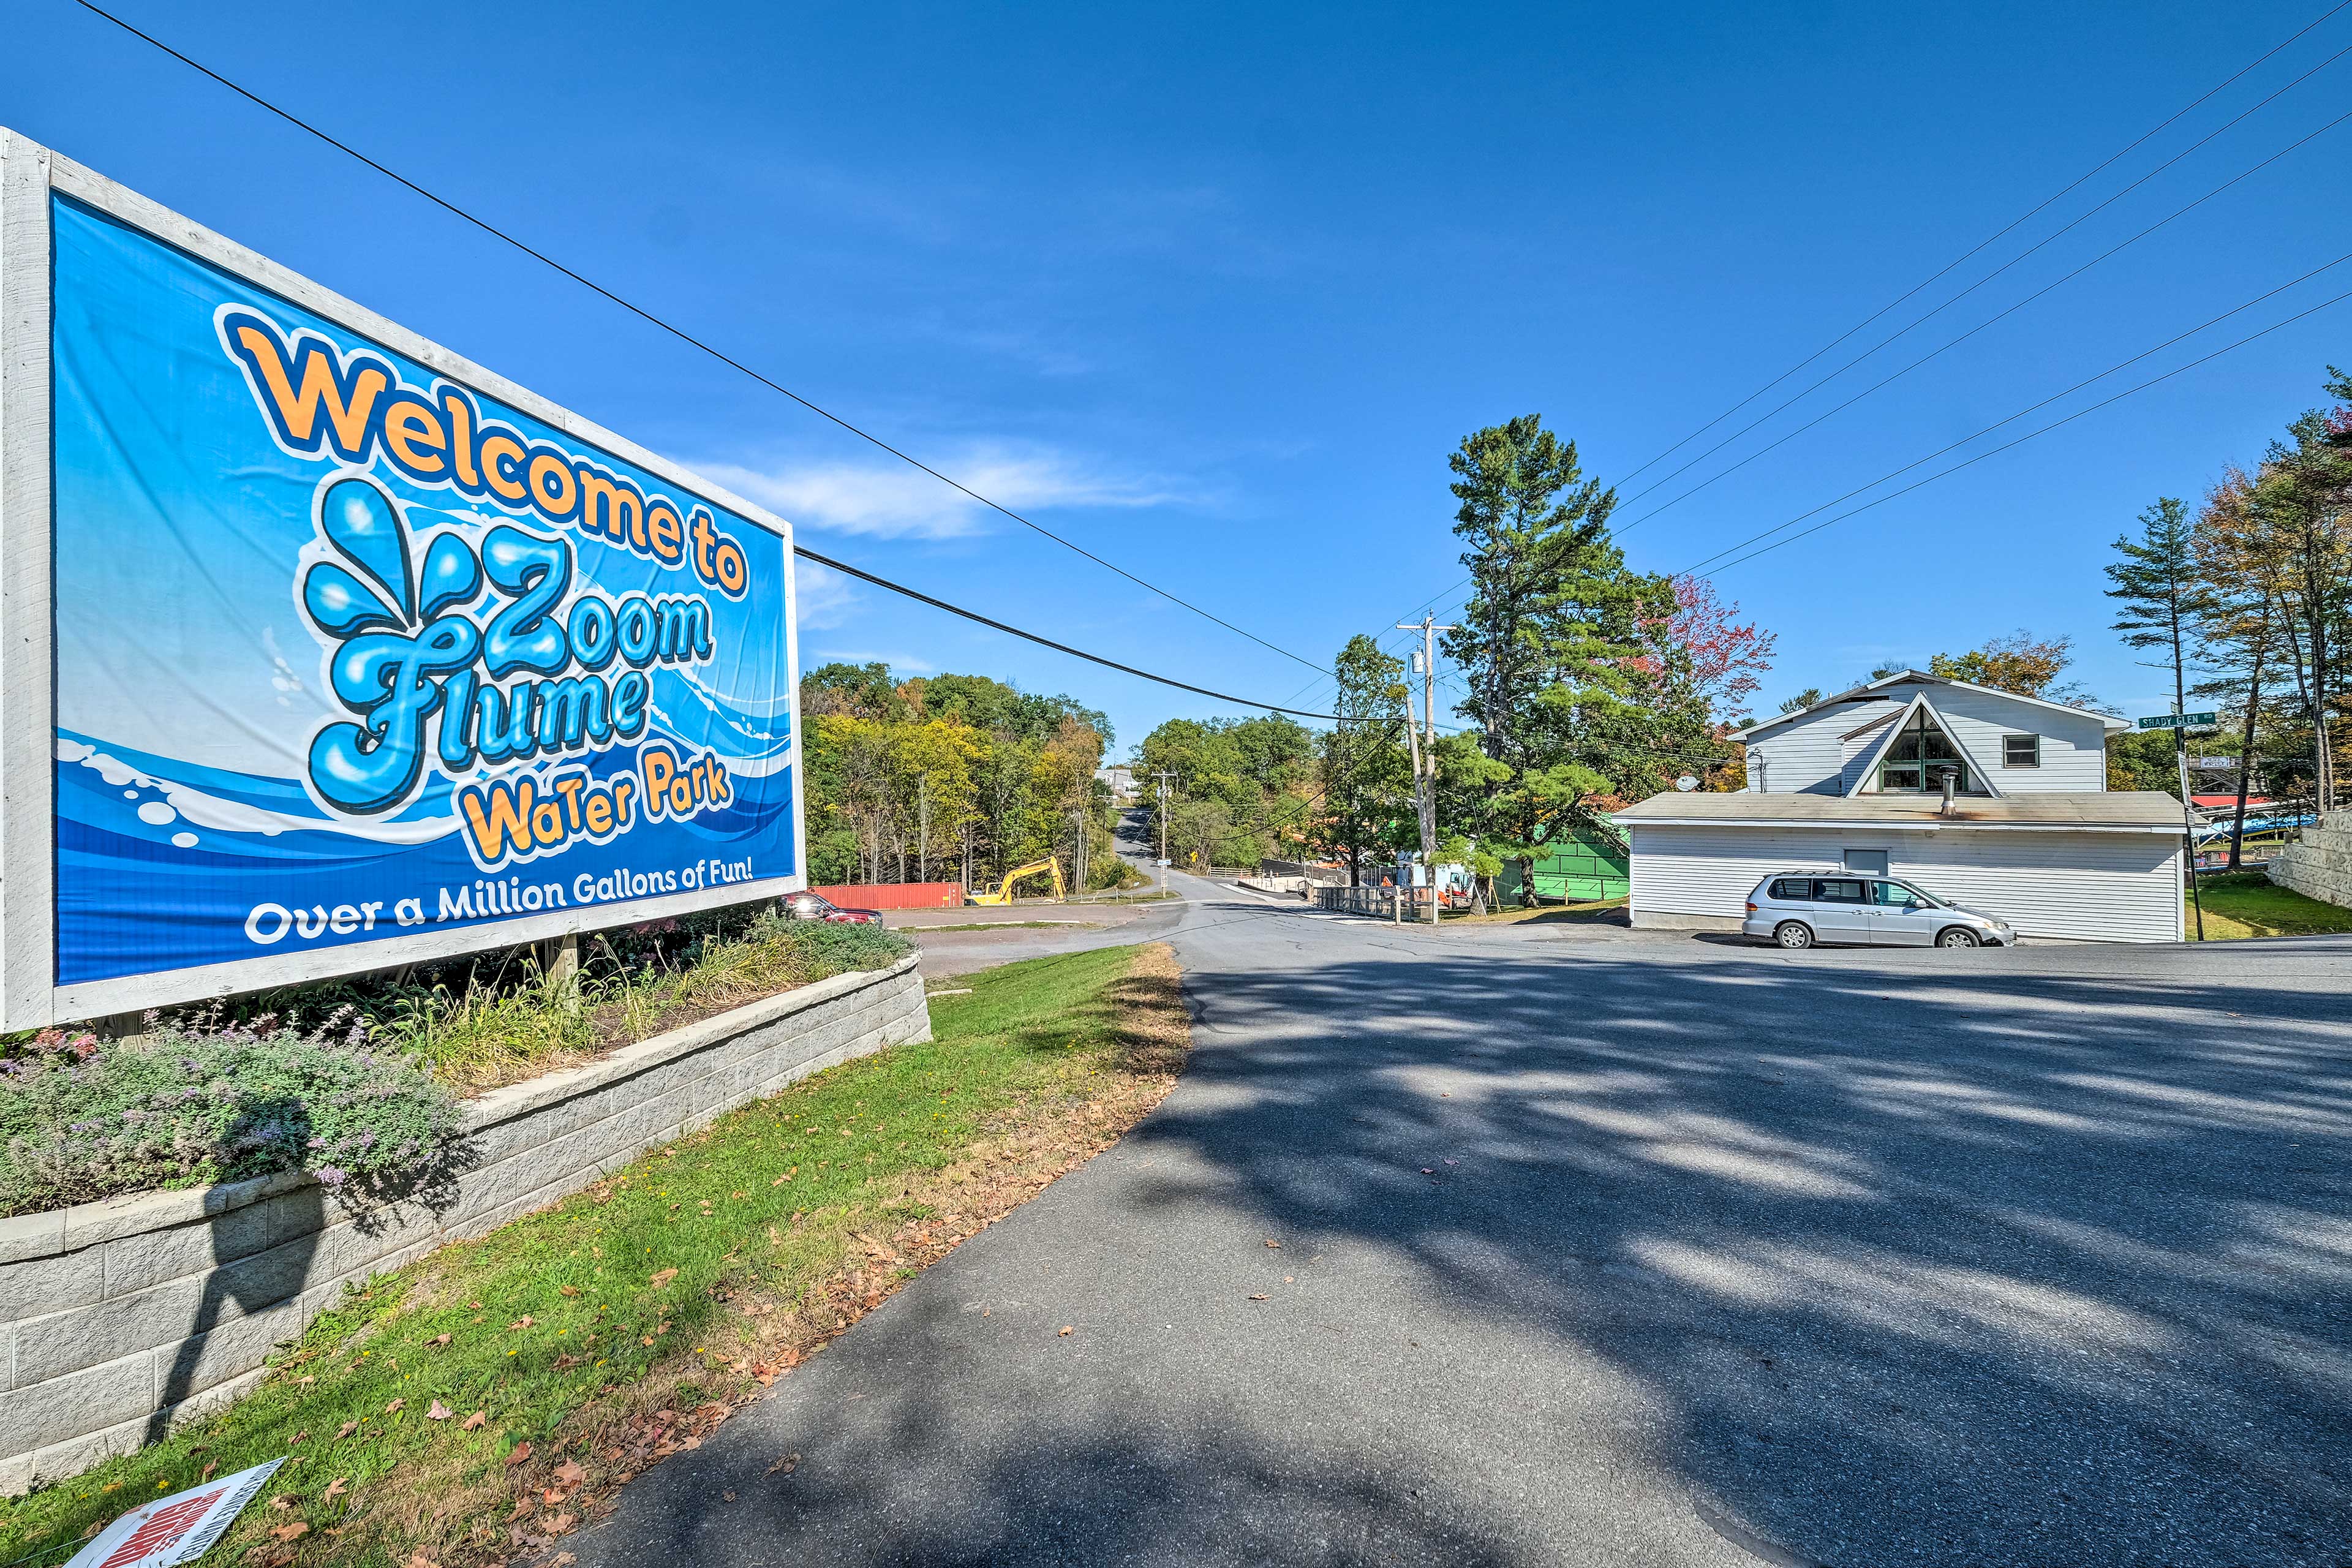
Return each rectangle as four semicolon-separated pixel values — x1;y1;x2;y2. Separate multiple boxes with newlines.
57;737;456;845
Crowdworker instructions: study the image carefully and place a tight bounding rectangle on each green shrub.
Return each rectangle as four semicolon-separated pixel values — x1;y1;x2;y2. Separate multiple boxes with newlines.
0;1010;462;1216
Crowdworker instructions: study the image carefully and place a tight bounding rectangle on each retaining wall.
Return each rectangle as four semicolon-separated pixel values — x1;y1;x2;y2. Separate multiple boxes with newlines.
2266;816;2352;910
0;954;929;1494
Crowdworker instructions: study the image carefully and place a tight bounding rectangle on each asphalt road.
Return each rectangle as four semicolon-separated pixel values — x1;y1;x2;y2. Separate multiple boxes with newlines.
887;898;1187;978
570;870;2352;1567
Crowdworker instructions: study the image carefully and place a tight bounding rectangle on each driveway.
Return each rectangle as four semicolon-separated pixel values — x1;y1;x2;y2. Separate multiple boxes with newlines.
570;875;2352;1566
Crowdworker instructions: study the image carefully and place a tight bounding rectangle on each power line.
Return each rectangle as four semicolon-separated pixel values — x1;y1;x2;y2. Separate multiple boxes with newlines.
1678;279;2352;579
1611;85;2352;537
795;546;1346;719
1675;247;2352;576
72;0;1332;682
1610;0;2352;490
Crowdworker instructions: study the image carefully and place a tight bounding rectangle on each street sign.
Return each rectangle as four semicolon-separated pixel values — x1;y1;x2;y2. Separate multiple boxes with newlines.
2137;712;2218;729
1155;858;1170;867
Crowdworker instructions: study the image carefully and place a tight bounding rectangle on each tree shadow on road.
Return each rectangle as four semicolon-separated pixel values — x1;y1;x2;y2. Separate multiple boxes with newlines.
1116;932;2352;1565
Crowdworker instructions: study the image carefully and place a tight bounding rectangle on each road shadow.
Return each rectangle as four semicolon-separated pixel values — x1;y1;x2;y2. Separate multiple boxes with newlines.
1111;934;2352;1564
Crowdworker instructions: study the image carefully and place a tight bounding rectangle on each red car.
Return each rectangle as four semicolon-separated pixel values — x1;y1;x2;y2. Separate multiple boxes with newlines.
782;891;882;924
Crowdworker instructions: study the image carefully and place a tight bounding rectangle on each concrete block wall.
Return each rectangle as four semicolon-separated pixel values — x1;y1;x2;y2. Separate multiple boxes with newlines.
0;956;929;1494
2267;816;2352;910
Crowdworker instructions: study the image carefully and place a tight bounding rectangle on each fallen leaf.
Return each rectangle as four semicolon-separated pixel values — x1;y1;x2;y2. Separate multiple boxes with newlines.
402;1554;440;1568
272;1525;309;1544
1058;1325;1073;1336
268;1498;295;1512
426;1333;451;1348
334;1422;358;1441
1420;1168;1436;1175
469;1301;483;1310
552;1556;576;1568
770;1175;789;1186
1284;1276;1294;1283
764;1452;801;1476
295;1375;315;1385
385;1398;406;1414
1248;1294;1268;1302
1444;1159;1457;1166
506;1442;533;1468
324;1477;350;1502
202;1462;217;1480
544;1513;575;1534
289;1431;307;1446
426;1400;454;1421
554;1461;586;1487
462;1411;488;1431
721;1490;737;1503
508;1316;535;1330
506;1498;534;1523
650;1267;679;1288
559;1286;581;1297
1264;1238;1281;1249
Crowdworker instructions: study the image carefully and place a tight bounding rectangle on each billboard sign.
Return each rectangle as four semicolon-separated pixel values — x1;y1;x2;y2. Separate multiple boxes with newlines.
0;131;804;1026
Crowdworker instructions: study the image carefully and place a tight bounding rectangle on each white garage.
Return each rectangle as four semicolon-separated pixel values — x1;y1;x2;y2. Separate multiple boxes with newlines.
1616;791;2187;944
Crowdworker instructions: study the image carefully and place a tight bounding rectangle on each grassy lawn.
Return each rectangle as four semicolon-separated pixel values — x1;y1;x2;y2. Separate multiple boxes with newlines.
0;943;1187;1568
2190;870;2352;940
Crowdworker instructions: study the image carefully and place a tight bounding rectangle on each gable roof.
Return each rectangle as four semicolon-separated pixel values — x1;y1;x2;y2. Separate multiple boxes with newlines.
1841;692;2002;799
1730;670;2128;742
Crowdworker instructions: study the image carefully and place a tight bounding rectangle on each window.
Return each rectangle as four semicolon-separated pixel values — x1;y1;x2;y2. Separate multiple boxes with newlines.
1812;878;1868;904
1877;709;1974;793
2003;733;2040;768
1770;878;1812;900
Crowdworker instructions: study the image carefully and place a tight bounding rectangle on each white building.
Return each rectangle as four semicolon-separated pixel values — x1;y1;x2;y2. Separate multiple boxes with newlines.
1615;671;2189;943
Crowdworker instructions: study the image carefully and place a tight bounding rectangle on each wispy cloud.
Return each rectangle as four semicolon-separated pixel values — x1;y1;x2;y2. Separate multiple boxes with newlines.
706;447;1185;540
804;648;936;675
793;559;858;631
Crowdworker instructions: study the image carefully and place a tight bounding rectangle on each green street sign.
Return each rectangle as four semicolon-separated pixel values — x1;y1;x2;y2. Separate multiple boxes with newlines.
2137;712;2218;729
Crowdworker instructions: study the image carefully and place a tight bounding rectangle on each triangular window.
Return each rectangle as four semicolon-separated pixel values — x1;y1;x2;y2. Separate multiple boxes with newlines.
1874;708;1980;793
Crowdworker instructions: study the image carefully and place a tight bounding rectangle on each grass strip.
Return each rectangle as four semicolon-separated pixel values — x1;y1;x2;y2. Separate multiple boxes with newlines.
0;942;1187;1568
2188;869;2352;940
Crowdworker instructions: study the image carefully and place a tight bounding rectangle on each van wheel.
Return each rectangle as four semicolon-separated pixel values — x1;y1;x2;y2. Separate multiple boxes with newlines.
1937;927;1981;948
1774;922;1815;949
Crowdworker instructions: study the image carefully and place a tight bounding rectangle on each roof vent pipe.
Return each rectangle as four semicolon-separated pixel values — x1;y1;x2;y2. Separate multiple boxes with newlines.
1938;768;1958;817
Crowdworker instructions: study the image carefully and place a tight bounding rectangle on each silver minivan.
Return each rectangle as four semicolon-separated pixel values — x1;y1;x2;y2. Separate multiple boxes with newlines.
1743;869;2016;949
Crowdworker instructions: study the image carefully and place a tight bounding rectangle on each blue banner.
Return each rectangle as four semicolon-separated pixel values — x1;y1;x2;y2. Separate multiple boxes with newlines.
51;195;797;987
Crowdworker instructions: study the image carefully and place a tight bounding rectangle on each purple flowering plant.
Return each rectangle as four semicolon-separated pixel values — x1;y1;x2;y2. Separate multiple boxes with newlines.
1;1005;461;1215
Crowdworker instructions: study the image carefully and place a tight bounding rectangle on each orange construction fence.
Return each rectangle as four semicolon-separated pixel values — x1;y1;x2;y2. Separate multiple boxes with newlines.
809;881;965;910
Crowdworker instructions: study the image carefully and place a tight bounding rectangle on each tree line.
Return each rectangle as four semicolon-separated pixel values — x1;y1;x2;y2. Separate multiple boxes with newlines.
799;663;1136;893
2098;364;2352;863
1140;413;1776;900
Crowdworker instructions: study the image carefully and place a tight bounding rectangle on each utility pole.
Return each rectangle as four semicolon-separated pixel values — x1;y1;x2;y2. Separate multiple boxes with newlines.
1396;615;1455;924
1070;806;1087;902
1152;769;1177;892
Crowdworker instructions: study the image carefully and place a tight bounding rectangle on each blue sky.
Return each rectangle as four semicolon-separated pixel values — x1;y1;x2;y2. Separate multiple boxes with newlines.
7;0;2346;749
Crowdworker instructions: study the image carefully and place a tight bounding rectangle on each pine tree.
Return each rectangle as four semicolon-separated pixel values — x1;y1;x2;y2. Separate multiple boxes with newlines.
2104;497;2208;722
1438;415;1692;880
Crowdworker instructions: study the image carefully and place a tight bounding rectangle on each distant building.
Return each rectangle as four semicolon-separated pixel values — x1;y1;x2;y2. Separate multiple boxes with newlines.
1615;670;2188;943
1096;764;1137;802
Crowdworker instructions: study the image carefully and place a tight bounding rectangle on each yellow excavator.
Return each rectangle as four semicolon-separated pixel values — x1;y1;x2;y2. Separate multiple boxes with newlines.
967;857;1066;905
